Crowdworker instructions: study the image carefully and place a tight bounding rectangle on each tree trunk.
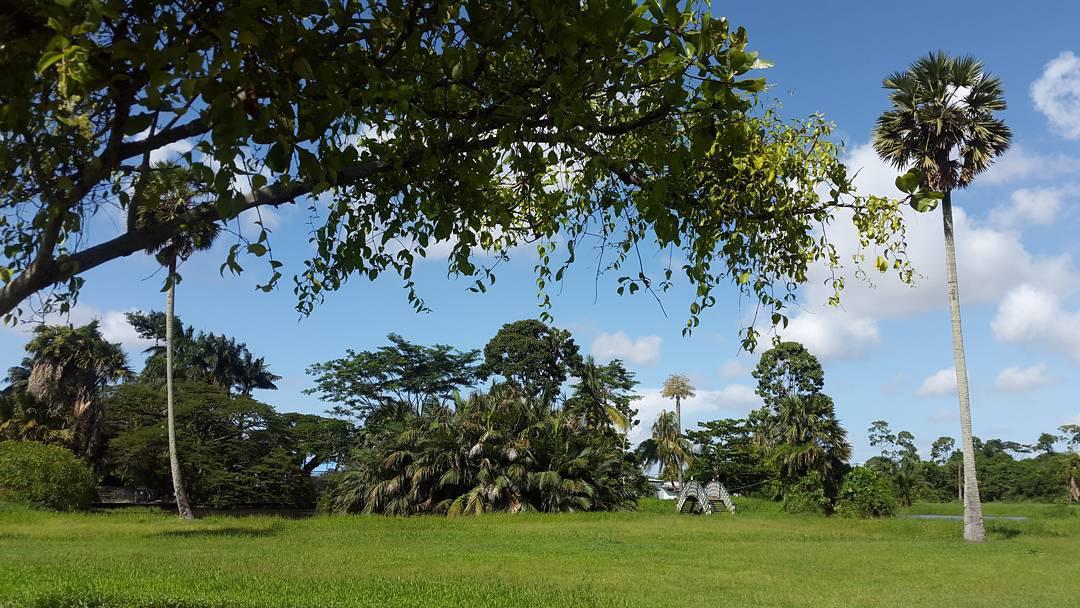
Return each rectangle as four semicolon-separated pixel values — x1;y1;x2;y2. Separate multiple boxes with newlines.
675;396;684;490
941;192;985;543
957;462;962;503
166;261;194;520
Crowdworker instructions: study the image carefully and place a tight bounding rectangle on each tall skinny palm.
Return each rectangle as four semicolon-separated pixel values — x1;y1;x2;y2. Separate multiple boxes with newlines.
639;410;692;486
139;162;221;520
873;52;1011;542
660;374;694;487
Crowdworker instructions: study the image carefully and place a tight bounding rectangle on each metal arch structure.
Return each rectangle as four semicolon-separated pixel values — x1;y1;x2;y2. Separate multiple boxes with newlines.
676;480;736;515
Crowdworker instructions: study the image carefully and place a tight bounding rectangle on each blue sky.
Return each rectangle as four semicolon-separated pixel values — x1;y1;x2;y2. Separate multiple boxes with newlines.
4;1;1080;460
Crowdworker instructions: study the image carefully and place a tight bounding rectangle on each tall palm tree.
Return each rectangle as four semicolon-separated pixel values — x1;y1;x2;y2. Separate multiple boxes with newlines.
660;374;694;487
873;52;1011;542
235;350;281;396
139;162;222;520
568;357;630;432
24;322;131;463
639;410;692;487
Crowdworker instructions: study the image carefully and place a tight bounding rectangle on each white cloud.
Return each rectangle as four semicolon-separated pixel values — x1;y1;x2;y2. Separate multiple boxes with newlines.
990;188;1065;227
995;363;1055;392
3;305;153;354
777;308;881;360
590;331;661;367
982;145;1080;185
238;205;282;234
1032;51;1080;139
992;285;1080;362
629;384;760;445
718;359;750;379
916;368;957;398
929;408;958;423
150;140;194;164
797;142;1079;322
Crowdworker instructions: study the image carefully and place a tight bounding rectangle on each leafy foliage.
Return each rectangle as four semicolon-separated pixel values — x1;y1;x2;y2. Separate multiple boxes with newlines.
0;441;97;511
835;467;897;518
481;320;582;403
306;333;480;424
750;342;850;498
781;474;830;514
685;418;770;491
752;341;824;405
127;311;281;396
873;52;1011;193
106;381;342;508
0;0;911;348
323;384;640;515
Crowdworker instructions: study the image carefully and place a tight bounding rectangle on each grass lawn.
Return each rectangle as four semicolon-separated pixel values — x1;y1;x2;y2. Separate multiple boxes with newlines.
1;498;1078;607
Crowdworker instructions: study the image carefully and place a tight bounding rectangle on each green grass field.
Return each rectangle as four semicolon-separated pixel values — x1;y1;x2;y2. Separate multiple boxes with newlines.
1;499;1078;607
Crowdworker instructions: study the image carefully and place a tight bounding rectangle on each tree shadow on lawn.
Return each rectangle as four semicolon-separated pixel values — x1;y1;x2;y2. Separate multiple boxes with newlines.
154;523;283;539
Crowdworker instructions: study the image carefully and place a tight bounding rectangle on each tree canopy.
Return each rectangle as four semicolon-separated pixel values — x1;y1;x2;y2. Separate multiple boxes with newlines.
0;0;910;346
306;333;481;422
481;319;582;403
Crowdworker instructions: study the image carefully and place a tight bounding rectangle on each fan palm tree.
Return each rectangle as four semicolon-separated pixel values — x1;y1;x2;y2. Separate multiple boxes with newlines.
873;52;1011;542
756;395;851;493
639;410;693;488
139;162;222;520
660;374;694;486
24;322;131;463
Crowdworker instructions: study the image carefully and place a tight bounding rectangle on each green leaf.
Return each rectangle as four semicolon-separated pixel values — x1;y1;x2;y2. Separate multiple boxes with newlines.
122;113;153;136
894;169;921;194
36;50;64;74
247;243;267;256
293;57;314;80
266;142;290;173
909;193;940;213
237;31;259;47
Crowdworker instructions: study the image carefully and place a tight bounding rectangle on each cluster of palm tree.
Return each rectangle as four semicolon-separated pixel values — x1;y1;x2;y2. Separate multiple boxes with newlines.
323;383;642;515
136;322;281;397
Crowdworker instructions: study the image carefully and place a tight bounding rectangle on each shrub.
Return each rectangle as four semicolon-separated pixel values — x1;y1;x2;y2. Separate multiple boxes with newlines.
0;441;97;511
782;474;830;514
836;466;897;518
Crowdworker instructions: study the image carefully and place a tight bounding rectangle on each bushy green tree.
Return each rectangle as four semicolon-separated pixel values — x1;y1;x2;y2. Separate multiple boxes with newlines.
685;418;769;492
306;334;481;422
836;467;897;518
781;474;830;515
750;342;850;500
482;320;582;404
106;382;329;509
0;441;97;511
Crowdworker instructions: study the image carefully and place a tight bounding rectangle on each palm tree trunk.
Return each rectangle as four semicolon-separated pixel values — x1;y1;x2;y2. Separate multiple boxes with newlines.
941;192;985;543
675;396;684;490
166;260;194;521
